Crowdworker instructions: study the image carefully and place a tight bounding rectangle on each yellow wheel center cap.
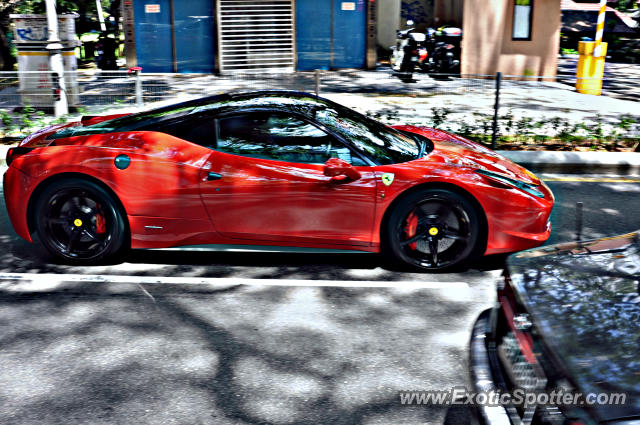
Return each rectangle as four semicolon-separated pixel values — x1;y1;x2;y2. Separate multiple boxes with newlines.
428;227;439;236
73;219;83;227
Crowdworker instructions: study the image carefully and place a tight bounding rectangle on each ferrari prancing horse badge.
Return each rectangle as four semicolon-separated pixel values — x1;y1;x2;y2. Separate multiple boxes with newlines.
381;173;395;186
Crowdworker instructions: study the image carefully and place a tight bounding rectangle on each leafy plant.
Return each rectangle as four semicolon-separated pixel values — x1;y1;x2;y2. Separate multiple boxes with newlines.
616;114;636;134
430;107;450;129
458;120;477;139
561;48;579;55
549;116;568;134
500;109;515;135
585;114;606;146
515;116;534;143
479;115;494;144
0;109;13;128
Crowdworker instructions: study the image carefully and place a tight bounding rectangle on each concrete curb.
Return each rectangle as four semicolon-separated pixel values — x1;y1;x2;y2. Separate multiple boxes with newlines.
1;144;638;175
497;151;640;175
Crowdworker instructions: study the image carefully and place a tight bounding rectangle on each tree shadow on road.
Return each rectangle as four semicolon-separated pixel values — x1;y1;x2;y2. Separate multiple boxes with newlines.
1;236;505;281
0;280;486;424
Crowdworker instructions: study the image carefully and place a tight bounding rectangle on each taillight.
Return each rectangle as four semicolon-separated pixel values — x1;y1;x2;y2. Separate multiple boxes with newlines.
6;147;33;167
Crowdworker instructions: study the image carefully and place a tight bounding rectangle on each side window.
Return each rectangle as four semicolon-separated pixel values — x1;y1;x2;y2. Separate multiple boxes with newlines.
180;119;217;148
216;112;365;165
144;114;216;149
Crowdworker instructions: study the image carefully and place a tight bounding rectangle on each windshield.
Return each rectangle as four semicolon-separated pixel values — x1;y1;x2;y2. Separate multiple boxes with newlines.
312;104;420;165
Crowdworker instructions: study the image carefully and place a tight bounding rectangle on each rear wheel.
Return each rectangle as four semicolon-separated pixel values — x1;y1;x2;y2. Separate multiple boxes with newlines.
384;188;482;271
34;179;127;265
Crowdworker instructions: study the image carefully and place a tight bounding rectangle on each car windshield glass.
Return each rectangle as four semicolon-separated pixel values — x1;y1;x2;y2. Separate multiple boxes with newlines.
396;128;434;156
312;104;420;165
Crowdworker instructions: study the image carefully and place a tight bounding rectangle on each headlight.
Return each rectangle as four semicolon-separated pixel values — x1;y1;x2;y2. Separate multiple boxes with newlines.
475;169;545;199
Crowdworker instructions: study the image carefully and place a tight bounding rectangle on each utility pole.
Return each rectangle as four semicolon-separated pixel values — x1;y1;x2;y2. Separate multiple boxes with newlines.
95;0;107;32
45;0;68;117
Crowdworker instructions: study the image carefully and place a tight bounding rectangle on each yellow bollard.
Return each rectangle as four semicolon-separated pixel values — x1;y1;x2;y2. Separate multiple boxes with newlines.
575;41;607;96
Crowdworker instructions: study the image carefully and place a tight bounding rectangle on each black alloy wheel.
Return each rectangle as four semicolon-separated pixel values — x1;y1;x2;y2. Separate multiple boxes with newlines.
34;179;127;264
385;188;482;271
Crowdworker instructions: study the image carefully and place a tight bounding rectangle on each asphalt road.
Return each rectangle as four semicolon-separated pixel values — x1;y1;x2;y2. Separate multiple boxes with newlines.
0;173;639;424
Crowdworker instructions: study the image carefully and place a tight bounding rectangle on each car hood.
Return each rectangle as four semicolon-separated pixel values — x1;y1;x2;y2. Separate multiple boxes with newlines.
507;232;640;422
394;126;540;185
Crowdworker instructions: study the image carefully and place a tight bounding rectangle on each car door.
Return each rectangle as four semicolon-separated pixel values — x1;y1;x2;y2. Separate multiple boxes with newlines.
198;111;378;247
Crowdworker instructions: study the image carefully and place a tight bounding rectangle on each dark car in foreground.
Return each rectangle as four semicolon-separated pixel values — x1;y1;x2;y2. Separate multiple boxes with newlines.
471;231;640;425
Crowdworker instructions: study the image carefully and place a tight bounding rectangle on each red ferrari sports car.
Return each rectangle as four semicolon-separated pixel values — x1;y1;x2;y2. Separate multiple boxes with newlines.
3;91;553;270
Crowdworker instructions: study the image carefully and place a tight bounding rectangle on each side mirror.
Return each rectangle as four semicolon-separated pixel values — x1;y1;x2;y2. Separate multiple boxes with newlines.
324;158;361;182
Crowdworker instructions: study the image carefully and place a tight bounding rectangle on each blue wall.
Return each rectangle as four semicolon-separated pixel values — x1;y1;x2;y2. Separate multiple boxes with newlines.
332;0;366;68
134;0;215;73
174;1;216;73
133;0;172;72
133;0;366;72
296;0;366;70
296;0;332;70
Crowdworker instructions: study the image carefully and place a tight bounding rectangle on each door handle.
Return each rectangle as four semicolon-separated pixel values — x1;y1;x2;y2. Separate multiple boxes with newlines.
207;172;222;181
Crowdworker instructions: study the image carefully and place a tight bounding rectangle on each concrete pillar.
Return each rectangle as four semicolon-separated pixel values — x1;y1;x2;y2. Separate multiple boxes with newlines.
377;0;401;49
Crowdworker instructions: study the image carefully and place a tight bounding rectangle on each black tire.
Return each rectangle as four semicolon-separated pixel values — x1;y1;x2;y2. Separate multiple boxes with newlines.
34;178;128;265
383;188;482;271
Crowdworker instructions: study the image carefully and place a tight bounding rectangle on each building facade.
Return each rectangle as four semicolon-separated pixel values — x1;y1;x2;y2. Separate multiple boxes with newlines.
377;0;562;77
461;0;561;76
124;0;376;73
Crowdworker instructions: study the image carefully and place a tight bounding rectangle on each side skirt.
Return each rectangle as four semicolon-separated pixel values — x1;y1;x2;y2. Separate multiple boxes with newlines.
143;244;374;254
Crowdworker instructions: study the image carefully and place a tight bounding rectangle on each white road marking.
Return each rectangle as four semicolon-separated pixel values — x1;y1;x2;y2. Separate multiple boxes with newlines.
0;272;469;292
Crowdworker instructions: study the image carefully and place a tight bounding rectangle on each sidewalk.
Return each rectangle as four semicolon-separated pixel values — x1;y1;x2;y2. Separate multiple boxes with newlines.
3;66;639;130
557;57;640;102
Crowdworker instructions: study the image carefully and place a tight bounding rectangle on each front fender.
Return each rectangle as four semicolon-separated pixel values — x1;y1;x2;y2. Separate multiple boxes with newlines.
371;166;552;255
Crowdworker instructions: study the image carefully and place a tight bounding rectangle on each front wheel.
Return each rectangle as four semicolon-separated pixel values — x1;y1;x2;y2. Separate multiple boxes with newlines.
34;179;128;265
384;189;482;271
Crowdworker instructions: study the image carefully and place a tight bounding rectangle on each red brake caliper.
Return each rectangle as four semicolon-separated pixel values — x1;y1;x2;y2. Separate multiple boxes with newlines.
404;211;419;250
95;205;106;234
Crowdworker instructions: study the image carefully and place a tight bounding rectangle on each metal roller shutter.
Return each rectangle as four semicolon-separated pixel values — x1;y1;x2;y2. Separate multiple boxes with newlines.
217;0;295;73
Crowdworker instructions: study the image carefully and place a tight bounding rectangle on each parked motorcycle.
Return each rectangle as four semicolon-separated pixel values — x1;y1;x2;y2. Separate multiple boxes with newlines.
389;24;462;77
389;21;427;74
422;26;462;75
